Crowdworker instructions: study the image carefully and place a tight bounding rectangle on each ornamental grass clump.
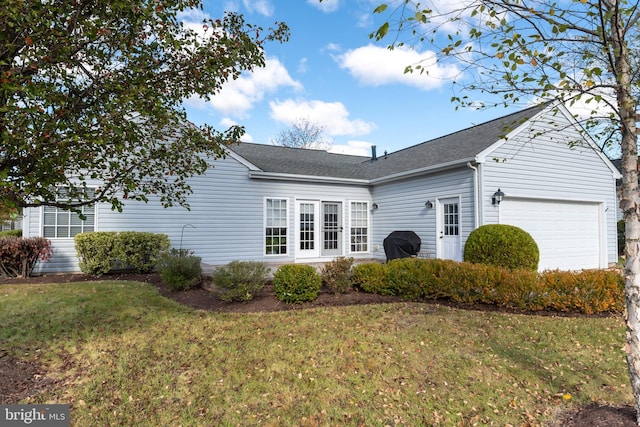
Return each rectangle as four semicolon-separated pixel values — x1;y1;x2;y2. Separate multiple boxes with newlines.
212;260;269;302
273;264;321;303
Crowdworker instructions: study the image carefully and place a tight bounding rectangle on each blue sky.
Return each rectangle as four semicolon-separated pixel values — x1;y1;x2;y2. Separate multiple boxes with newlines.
181;0;525;157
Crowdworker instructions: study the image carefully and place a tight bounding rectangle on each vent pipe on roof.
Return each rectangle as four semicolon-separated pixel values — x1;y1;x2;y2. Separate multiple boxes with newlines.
371;145;377;161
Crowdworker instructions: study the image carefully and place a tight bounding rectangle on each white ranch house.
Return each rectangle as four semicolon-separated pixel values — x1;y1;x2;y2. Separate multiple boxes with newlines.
24;101;621;273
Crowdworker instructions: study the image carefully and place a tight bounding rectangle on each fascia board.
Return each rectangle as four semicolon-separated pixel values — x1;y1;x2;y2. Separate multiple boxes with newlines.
248;171;369;186
224;147;262;171
369;158;474;185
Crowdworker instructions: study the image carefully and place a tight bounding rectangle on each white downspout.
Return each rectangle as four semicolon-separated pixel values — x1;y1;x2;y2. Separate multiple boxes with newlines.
467;162;480;228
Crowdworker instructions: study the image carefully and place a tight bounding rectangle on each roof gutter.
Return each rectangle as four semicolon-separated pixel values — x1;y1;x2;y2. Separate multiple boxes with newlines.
369;157;475;185
248;171;370;185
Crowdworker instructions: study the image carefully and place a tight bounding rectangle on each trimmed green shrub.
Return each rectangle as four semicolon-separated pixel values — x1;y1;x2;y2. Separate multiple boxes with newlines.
357;257;622;314
424;260;475;303
75;231;170;276
273;264;322;303
321;257;354;294
536;269;624;314
0;237;52;278
463;224;539;271
115;231;170;273
0;229;22;238
157;249;202;291
385;257;433;299
75;232;115;275
351;262;390;294
212;261;269;302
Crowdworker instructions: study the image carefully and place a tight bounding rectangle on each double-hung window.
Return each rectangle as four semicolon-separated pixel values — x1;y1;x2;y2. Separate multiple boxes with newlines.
350;201;369;252
43;188;95;238
265;198;288;255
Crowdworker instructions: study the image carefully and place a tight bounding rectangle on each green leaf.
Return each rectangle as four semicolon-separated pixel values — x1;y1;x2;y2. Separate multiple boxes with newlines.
373;4;388;14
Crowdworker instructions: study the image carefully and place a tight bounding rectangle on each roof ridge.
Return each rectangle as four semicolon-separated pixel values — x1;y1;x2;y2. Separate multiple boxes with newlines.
381;102;550;158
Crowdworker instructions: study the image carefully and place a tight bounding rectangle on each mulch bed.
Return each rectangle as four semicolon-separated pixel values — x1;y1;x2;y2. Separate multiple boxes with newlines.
0;272;636;425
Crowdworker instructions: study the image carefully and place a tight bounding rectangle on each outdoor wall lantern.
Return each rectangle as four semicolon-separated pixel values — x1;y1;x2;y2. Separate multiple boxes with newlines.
425;200;433;209
492;188;505;205
371;203;379;210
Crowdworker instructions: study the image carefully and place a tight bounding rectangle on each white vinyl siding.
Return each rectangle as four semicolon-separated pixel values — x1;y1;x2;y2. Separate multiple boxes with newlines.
349;201;369;253
481;108;618;266
370;168;474;261
28;155;372;273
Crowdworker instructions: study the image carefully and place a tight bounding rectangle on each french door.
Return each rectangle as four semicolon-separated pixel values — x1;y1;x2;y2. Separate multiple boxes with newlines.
295;201;342;258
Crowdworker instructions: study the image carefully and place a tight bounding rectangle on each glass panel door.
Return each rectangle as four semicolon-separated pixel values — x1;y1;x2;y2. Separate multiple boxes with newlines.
321;202;342;256
296;201;320;258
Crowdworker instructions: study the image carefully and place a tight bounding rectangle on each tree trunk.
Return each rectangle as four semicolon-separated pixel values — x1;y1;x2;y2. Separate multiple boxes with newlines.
612;13;640;424
623;118;640;425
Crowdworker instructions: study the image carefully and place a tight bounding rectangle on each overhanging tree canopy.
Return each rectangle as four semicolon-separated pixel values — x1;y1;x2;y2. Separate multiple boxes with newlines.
369;0;640;421
0;0;289;212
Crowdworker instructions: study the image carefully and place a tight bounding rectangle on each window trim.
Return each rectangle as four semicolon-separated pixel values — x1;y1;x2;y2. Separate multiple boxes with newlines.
41;188;97;239
349;200;369;254
264;197;289;256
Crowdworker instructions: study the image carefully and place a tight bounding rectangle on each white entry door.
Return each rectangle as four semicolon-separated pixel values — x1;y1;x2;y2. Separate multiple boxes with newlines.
438;197;462;261
296;201;320;258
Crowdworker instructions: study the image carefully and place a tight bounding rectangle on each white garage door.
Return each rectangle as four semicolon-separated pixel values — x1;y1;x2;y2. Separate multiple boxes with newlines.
500;198;602;270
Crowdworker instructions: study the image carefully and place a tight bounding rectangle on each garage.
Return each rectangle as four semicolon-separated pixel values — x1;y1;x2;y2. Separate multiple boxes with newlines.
499;198;603;271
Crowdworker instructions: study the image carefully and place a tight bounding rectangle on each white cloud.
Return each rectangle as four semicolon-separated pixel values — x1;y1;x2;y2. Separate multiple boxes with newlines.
177;8;209;23
239;132;254;143
269;99;376;136
337;44;460;90
308;0;339;13
220;117;237;127
565;92;616;122
297;58;308;74
218;117;254;142
242;0;274;16
209;58;302;117
328;140;373;156
183;95;209;110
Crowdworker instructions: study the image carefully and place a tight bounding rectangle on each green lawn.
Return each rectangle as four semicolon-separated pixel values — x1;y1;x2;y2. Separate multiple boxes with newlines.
0;280;632;426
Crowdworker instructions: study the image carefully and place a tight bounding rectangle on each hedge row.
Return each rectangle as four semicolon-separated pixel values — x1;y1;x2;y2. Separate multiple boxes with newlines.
75;231;170;276
352;258;624;315
0;229;22;238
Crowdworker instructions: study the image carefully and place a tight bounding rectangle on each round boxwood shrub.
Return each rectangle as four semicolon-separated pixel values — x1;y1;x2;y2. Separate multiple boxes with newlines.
463;224;539;271
273;264;322;303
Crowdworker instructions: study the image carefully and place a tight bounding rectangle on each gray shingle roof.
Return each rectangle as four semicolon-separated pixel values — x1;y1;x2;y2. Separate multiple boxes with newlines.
228;103;549;181
228;143;371;179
